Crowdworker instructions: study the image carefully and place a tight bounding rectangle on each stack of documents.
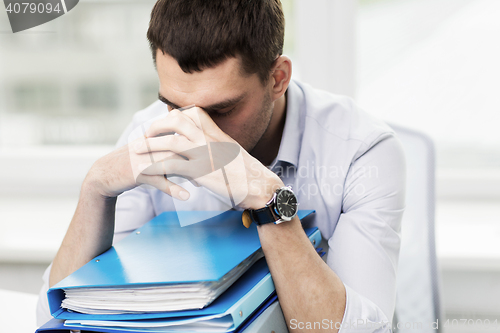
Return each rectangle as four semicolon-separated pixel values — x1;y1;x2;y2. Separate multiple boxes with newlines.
38;210;321;333
61;249;263;314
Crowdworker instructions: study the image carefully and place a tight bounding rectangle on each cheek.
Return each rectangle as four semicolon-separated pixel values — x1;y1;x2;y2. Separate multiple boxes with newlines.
210;108;254;141
211;116;244;138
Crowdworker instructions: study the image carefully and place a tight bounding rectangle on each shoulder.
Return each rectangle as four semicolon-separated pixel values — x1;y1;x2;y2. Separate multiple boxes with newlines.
291;80;397;160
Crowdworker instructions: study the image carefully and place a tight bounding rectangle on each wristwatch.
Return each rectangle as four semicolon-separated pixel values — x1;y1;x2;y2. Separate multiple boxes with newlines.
242;186;298;228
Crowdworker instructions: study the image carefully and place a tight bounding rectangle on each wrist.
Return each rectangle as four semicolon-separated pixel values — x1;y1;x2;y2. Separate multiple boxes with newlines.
246;175;284;210
81;176;118;205
83;161;120;200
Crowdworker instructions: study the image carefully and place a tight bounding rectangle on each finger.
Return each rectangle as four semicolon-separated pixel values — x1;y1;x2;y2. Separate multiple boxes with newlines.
134;153;202;189
182;106;210;126
130;149;185;180
170;174;201;188
139;158;193;178
134;134;200;157
136;174;190;201
146;109;206;145
182;107;236;142
176;105;202;128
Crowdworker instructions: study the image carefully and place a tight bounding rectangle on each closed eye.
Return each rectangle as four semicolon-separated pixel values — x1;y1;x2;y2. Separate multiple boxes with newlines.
159;94;237;117
166;103;236;117
211;107;236;117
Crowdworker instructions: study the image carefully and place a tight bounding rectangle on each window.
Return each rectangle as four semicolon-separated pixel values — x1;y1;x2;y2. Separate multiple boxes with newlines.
0;0;158;147
77;82;118;111
356;0;500;171
11;83;61;113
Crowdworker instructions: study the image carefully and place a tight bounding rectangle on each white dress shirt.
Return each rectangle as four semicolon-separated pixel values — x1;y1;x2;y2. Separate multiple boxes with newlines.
37;79;405;332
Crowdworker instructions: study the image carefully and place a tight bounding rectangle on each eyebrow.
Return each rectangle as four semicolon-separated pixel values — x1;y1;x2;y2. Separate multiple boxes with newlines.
158;92;246;113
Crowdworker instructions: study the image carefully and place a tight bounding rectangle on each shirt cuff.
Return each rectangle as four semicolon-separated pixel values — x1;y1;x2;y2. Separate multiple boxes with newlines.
338;282;393;333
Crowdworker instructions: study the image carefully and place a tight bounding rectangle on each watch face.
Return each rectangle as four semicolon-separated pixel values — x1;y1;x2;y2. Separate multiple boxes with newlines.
276;188;298;219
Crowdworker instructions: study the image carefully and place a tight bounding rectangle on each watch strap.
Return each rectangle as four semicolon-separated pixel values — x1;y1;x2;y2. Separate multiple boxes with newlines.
250;206;277;225
242;205;277;227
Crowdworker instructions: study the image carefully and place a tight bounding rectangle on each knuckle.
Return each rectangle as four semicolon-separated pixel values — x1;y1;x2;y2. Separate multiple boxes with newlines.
183;107;197;117
169;114;182;129
169;108;181;116
147;121;161;136
166;134;180;147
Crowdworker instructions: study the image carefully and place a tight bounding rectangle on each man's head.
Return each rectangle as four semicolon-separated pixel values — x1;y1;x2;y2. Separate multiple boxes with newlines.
147;0;285;85
146;0;291;156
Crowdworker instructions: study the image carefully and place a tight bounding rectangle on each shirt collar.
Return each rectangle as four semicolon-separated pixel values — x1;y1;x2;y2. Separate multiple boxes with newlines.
269;80;303;171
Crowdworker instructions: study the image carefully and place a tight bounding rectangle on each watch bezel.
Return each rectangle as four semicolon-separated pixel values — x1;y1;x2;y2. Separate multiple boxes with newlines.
273;186;298;223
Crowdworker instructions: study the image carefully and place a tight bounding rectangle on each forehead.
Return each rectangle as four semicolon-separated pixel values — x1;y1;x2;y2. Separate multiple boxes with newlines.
156;51;260;106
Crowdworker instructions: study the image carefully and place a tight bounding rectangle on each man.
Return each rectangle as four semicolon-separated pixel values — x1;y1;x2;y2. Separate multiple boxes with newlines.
37;0;406;332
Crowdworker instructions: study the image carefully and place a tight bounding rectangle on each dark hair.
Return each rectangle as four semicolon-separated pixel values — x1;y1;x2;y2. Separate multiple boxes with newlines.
147;0;284;84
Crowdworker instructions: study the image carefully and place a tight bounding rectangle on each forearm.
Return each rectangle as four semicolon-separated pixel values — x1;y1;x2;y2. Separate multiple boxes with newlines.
49;178;117;288
258;217;346;332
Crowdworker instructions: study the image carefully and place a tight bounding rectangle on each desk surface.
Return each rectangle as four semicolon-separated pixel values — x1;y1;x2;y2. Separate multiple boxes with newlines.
0;289;39;332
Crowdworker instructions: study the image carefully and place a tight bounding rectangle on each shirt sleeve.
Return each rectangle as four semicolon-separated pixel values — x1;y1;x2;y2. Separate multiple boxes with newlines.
36;263;53;327
36;113;157;327
328;134;406;333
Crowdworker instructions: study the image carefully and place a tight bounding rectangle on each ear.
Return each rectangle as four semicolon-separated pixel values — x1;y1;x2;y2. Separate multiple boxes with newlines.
270;55;292;102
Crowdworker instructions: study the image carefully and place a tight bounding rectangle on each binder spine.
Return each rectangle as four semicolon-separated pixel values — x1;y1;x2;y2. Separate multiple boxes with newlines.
226;227;322;331
309;228;322;249
227;273;275;330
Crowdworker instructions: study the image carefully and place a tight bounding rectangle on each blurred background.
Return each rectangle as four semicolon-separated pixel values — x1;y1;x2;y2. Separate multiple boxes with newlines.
0;0;499;332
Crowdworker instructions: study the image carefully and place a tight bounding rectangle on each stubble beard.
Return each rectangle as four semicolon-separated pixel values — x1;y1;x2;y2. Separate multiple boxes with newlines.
245;90;274;154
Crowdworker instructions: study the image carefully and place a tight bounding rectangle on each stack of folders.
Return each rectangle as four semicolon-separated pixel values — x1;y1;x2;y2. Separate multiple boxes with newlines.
37;210;322;333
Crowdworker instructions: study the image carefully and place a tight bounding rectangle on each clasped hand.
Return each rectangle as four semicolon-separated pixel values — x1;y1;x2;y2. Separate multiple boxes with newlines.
87;106;283;210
